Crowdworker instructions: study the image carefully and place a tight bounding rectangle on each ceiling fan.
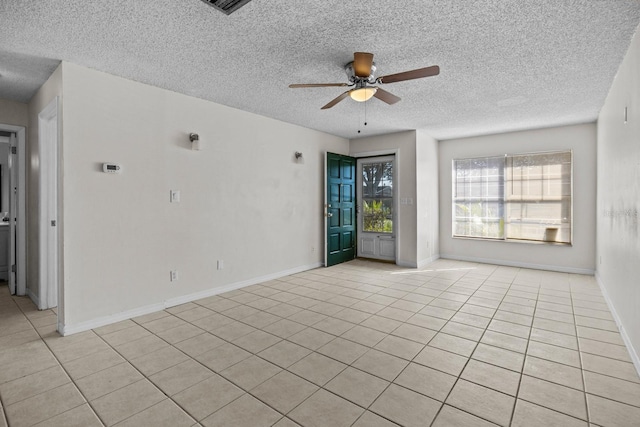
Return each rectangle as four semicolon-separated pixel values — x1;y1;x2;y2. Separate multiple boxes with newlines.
289;52;439;109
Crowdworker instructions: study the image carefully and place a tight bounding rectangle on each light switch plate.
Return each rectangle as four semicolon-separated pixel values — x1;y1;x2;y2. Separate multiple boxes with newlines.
170;190;181;203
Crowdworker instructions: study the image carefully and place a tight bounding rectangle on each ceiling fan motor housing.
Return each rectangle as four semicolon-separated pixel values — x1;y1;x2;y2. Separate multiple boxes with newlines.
345;62;376;85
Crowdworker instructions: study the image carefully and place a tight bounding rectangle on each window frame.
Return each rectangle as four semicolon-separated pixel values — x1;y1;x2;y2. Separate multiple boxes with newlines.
451;149;573;245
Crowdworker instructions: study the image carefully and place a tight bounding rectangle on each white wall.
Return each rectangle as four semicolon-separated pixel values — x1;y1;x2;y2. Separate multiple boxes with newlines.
60;63;348;331
27;64;63;312
416;130;439;267
597;25;640;369
0;98;28;128
350;131;418;267
439;123;597;274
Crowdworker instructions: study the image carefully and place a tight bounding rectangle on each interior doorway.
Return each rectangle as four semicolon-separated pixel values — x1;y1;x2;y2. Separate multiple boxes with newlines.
0;126;27;297
356;155;396;262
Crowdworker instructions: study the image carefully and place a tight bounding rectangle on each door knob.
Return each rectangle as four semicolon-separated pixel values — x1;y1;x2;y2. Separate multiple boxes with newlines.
326;213;333;217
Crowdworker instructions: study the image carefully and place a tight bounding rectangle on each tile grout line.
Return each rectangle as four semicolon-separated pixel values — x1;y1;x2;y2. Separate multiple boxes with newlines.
5;262;635;427
119;314;253;425
571;276;592;425
511;276;617;425
124;266;636;422
428;265;522;427
11;296;106;427
507;273;541;426
101;302;357;424
128;305;378;424
261;269;449;426
233;264;481;425
339;267;472;427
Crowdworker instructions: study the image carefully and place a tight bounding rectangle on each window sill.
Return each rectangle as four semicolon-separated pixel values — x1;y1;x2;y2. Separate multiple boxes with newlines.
452;235;572;247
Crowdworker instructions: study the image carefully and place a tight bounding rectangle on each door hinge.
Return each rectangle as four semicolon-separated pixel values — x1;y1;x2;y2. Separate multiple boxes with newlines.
11;146;17;154
11;264;16;273
51;220;57;227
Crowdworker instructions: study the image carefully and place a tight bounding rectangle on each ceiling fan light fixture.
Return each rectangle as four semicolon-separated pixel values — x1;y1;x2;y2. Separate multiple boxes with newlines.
350;87;377;102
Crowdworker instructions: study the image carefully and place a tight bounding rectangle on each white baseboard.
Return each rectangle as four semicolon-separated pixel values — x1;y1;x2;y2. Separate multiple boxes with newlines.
27;288;40;309
417;254;440;269
439;254;595;275
396;255;440;270
594;272;640;376
59;262;323;336
396;260;417;268
164;262;323;308
60;302;165;336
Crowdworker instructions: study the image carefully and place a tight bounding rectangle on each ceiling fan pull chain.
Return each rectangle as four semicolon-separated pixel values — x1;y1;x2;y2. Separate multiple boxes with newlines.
364;97;368;127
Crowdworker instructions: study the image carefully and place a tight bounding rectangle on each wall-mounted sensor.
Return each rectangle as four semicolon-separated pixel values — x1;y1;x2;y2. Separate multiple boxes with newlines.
103;163;122;174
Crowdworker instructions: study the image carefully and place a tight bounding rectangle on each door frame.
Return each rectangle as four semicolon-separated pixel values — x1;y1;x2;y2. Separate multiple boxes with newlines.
38;97;60;310
324;152;357;267
324;153;328;267
0;125;27;296
352;149;400;265
356;154;397;262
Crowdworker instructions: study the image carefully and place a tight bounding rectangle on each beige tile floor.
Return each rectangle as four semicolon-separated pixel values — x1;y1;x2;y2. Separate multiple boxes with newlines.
1;259;639;427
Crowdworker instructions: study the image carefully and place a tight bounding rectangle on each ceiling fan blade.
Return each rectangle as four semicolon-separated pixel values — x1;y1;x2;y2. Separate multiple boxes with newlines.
321;91;351;109
373;87;401;105
379;65;440;84
353;52;374;77
289;83;349;88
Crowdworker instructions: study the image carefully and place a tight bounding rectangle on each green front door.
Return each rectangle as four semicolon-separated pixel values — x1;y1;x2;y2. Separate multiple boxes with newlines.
326;152;356;266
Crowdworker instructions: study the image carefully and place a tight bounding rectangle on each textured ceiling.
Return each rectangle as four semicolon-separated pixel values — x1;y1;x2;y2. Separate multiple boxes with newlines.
1;0;639;140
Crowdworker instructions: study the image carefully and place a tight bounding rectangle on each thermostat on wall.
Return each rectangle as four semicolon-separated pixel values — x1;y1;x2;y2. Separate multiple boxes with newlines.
103;163;123;174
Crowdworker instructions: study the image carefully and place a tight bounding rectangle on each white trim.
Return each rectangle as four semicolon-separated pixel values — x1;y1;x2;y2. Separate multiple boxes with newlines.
352;149;401;265
356;155;397;263
38;97;59;310
324;152;328;267
59;262;323;336
27;287;40;309
60;302;165;336
8;133;16;288
595;271;640;376
16;128;26;296
163;262;321;307
439;253;595;275
351;149;398;158
396;260;418;268
417;254;441;269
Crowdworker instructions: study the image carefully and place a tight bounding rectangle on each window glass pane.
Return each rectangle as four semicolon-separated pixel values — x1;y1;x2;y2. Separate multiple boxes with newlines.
452;156;504;239
453;151;572;244
505;151;571;243
362;161;393;233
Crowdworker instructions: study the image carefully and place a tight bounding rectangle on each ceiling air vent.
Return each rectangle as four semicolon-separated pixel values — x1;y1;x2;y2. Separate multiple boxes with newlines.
200;0;253;15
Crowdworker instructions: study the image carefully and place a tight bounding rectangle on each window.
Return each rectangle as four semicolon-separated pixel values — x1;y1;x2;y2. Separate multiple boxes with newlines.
453;151;572;244
362;160;393;233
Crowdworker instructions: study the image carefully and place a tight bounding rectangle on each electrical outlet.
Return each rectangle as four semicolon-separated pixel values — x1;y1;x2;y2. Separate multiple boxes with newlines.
311;246;315;252
170;270;179;281
217;260;224;270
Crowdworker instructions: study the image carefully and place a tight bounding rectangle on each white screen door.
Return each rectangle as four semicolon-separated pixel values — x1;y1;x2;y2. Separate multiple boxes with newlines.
356;156;396;261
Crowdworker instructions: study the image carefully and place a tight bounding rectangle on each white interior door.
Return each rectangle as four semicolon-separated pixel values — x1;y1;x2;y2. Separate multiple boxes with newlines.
38;98;59;309
356;156;396;261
